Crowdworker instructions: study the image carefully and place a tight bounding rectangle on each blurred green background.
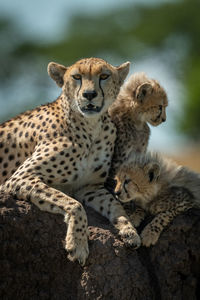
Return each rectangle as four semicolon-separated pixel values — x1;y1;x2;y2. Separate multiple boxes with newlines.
0;0;199;170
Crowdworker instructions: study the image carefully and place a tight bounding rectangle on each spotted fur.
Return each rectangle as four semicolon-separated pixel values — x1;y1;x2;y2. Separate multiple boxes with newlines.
0;57;142;265
115;151;200;246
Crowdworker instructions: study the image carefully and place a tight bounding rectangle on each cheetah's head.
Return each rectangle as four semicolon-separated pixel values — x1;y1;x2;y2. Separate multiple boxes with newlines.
119;72;168;126
136;80;168;126
48;57;130;118
134;75;168;126
114;152;161;207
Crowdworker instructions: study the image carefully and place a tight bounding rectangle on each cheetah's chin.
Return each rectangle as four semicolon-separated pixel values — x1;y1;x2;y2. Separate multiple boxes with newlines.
80;103;103;114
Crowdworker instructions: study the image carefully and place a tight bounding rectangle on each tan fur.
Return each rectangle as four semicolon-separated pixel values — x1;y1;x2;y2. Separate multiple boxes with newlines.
108;72;168;174
115;151;200;246
0;57;141;265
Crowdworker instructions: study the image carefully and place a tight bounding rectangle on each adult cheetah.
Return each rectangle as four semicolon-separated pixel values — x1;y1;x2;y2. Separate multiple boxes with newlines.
0;57;141;265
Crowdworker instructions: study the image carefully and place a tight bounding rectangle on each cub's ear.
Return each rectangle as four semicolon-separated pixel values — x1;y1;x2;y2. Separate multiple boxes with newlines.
136;82;153;102
145;162;160;183
116;62;130;85
47;62;68;87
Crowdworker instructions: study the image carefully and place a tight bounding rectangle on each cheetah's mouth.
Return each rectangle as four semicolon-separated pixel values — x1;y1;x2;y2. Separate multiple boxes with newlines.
81;103;103;114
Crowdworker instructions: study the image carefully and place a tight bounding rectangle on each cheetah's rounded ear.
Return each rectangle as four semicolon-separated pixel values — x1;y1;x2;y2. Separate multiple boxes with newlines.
145;162;160;183
47;62;68;87
116;62;130;86
136;82;153;102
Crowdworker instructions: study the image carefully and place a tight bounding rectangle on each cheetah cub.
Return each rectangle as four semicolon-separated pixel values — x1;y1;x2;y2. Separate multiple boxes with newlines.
109;72;168;175
115;151;200;247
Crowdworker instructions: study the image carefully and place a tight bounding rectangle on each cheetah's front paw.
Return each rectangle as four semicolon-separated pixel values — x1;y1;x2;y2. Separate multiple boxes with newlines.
65;231;89;266
119;227;141;249
141;226;160;247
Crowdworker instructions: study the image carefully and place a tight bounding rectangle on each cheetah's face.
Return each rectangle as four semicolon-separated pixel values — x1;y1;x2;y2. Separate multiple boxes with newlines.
114;162;160;205
48;58;130;118
144;102;168;126
135;81;168;126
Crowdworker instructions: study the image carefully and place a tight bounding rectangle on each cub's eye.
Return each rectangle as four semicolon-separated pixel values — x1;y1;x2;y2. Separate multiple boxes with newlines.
72;74;82;80
123;179;131;192
100;74;110;80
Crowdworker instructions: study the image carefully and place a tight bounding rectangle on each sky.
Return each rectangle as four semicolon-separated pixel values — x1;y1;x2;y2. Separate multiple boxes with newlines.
0;0;186;154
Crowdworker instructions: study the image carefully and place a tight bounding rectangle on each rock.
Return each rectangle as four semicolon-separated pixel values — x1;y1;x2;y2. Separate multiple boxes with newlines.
0;192;200;300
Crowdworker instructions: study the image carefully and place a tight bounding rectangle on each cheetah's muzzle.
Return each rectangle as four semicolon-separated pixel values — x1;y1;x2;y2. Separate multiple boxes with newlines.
81;103;103;114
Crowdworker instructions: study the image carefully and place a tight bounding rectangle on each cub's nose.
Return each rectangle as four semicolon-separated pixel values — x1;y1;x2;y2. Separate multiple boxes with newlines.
162;117;166;122
115;191;121;197
82;90;97;101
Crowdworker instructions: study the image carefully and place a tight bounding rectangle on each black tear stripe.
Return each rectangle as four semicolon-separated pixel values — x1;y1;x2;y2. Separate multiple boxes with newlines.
77;78;82;97
99;79;105;108
155;110;162;122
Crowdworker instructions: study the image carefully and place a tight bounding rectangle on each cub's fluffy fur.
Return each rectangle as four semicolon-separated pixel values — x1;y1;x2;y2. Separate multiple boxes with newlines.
109;72;168;175
115;151;200;246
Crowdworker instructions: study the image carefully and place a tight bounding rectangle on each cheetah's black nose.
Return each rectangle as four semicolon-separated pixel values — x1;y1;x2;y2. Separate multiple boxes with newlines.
82;90;97;101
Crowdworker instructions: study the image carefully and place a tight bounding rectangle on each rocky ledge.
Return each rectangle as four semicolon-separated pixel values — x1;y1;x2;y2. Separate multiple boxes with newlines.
0;192;200;300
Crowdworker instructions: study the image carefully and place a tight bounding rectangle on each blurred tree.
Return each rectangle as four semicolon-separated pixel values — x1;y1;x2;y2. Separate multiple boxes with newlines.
0;0;199;140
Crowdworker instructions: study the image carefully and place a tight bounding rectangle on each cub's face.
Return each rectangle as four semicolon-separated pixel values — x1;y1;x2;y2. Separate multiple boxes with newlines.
135;80;168;126
114;162;160;205
144;100;168;126
48;58;130;118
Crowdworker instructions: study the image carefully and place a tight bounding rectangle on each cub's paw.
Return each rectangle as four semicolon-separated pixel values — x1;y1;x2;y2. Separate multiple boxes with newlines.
119;227;141;249
141;226;160;247
65;231;89;266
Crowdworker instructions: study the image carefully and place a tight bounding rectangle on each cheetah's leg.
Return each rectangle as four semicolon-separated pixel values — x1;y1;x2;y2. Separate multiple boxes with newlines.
141;202;193;247
75;184;141;249
1;175;89;265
